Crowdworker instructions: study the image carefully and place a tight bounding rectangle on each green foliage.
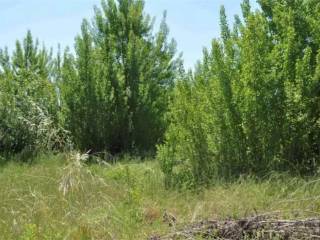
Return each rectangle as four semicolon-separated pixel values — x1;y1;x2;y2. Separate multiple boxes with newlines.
1;0;320;191
60;0;181;154
20;224;40;240
0;31;67;157
158;0;320;187
1;0;180;157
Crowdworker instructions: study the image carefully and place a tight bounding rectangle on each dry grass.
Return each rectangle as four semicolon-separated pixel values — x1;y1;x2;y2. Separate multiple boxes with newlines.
1;153;320;239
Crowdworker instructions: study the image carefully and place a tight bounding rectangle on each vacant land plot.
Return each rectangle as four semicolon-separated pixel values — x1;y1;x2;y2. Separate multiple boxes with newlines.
1;153;320;239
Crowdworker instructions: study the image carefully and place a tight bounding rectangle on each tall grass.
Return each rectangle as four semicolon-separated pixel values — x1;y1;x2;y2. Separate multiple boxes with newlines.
1;153;320;239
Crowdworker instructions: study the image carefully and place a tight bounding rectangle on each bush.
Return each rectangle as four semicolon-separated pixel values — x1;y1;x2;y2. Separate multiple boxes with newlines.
0;31;70;157
0;96;71;158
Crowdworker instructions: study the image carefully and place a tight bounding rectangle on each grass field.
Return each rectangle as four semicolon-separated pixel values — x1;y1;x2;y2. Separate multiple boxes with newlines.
1;152;320;240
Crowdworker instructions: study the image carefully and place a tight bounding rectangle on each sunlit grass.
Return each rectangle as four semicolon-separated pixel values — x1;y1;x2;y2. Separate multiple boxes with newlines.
1;153;320;239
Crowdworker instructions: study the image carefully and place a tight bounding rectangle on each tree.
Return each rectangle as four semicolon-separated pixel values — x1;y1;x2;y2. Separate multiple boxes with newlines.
60;0;181;154
158;0;320;188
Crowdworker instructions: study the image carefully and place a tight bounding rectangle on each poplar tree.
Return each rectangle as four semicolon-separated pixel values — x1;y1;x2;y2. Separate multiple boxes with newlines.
159;0;320;187
61;0;180;153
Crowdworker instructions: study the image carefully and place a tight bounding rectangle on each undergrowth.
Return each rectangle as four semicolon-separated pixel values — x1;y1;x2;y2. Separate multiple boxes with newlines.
1;153;320;239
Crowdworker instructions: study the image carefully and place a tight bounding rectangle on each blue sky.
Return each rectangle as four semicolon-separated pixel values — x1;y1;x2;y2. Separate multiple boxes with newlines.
0;0;258;69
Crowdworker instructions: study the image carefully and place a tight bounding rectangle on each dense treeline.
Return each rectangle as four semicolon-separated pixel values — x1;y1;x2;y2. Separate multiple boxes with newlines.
1;0;320;187
158;0;320;187
0;0;181;156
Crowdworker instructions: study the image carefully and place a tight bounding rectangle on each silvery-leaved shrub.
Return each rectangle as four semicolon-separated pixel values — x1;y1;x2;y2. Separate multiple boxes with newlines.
0;93;71;158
